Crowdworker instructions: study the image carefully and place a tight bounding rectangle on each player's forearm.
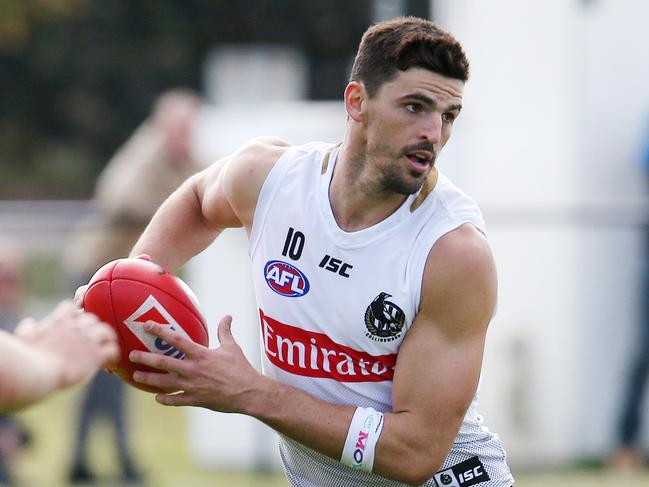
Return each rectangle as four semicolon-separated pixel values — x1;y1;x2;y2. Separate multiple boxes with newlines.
374;410;452;484
130;176;220;271
244;376;355;461
0;333;61;412
245;377;447;485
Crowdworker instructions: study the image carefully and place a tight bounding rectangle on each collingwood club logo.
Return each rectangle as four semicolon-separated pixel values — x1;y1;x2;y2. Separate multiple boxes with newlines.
364;292;405;343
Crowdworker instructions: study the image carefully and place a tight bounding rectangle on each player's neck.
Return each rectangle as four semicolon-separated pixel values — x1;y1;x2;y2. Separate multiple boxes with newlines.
330;142;408;232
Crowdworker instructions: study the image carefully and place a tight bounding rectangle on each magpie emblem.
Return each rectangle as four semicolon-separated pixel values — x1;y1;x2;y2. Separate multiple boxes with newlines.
364;292;405;342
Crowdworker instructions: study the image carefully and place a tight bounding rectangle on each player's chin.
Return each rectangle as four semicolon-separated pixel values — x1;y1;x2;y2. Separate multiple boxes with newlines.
395;174;427;195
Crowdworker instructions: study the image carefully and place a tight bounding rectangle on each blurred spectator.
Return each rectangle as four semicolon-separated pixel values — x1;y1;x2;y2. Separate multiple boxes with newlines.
0;238;30;485
609;122;649;470
62;88;204;484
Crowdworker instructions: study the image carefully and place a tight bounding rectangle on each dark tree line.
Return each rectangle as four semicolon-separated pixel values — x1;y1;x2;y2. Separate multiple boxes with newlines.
0;0;427;198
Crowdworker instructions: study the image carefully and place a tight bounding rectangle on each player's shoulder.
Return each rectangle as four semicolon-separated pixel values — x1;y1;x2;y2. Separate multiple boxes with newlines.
237;138;335;161
190;137;293;230
420;223;497;334
232;136;293;168
197;136;291;193
231;138;338;178
221;137;292;192
423;223;495;308
430;224;493;276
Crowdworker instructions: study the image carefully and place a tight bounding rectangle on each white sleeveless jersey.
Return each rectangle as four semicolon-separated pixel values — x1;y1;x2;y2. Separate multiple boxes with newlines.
249;142;514;487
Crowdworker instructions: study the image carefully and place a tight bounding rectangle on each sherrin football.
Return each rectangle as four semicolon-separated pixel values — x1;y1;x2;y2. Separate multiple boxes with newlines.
83;258;209;393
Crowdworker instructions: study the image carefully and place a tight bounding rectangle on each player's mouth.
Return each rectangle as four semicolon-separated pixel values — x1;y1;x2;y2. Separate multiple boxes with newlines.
405;151;433;173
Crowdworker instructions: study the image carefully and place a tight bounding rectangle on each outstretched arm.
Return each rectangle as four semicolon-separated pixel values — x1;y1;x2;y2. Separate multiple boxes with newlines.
0;301;119;412
130;223;497;485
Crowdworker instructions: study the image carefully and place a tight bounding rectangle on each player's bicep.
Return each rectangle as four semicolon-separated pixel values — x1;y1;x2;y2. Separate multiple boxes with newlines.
376;305;488;482
391;224;496;447
392;313;485;425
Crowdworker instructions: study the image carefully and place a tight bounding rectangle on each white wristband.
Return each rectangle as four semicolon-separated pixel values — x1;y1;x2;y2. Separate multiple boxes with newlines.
340;407;385;472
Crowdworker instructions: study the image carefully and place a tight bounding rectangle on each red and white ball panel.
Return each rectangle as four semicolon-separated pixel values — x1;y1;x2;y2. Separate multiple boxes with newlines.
83;258;209;393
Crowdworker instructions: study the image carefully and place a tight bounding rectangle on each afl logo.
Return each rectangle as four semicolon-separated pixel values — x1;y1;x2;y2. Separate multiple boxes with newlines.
264;260;310;298
364;292;405;342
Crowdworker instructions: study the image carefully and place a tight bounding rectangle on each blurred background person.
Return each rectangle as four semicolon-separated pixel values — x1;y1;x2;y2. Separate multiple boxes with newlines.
609;121;649;471
62;88;203;484
0;238;31;485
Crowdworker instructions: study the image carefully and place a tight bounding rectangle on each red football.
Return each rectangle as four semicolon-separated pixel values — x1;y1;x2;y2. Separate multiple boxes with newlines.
83;258;209;393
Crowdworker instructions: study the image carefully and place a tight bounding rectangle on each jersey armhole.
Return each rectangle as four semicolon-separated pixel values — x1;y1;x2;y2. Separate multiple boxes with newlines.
407;215;486;314
249;148;294;257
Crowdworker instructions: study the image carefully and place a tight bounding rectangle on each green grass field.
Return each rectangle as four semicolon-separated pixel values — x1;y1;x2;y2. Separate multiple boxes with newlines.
10;386;649;487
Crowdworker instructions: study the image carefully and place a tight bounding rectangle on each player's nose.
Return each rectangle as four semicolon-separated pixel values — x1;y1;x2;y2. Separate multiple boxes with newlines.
419;115;442;144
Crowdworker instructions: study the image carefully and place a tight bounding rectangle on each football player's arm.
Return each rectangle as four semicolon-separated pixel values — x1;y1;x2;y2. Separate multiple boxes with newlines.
0;330;70;412
129;137;289;271
373;223;496;482
131;223;496;485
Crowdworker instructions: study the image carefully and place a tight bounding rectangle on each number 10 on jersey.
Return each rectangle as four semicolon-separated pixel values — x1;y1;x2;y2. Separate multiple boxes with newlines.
282;227;305;261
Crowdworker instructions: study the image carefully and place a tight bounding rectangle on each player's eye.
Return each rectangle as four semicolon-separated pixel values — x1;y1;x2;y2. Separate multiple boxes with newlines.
405;103;423;113
442;112;456;123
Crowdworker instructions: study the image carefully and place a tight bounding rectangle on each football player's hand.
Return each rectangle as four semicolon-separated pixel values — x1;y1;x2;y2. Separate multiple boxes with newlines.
15;300;120;388
129;316;263;413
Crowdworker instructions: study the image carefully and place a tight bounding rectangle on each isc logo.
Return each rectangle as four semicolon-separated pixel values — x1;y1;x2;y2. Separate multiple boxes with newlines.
433;456;489;487
264;260;310;297
458;466;484;482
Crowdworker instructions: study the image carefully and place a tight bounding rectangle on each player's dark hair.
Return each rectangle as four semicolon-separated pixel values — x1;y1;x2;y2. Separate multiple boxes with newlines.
350;16;469;97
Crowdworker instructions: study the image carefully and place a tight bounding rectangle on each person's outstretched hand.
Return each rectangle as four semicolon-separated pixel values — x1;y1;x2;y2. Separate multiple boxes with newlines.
15;300;120;389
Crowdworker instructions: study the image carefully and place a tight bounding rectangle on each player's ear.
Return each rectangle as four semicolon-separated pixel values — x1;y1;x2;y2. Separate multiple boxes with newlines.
344;81;366;123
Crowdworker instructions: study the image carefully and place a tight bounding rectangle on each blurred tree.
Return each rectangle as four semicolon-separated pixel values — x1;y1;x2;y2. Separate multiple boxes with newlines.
0;0;428;199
